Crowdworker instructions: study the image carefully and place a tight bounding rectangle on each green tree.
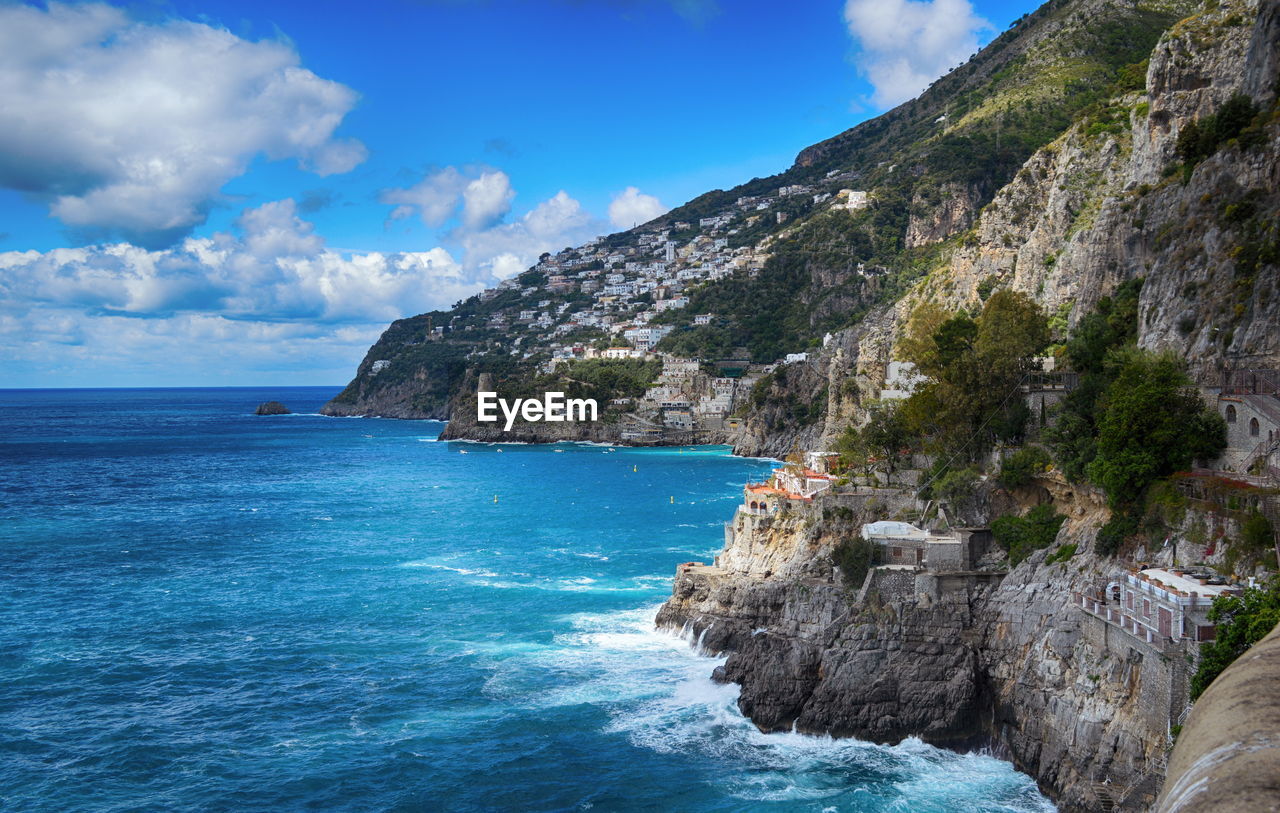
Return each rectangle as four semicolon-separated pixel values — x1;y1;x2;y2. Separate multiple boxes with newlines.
834;423;872;478
897;301;951;376
1086;349;1227;511
901;290;1048;458
933;315;978;371
1045;279;1143;481
992;504;1067;565
862;401;911;475
975;289;1051;373
832;536;878;590
1191;580;1280;699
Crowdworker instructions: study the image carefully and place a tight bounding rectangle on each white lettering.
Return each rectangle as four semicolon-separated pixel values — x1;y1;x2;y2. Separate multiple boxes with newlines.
500;398;520;432
544;391;565;421
477;391;498;422
566;397;597;422
478;391;600;431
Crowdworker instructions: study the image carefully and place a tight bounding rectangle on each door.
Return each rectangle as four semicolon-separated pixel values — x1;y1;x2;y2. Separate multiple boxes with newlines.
1158;607;1173;639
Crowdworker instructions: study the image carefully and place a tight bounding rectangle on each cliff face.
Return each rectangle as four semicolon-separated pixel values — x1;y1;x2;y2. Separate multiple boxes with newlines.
657;473;1202;811
977;479;1177;812
928;0;1279;373
752;0;1278;435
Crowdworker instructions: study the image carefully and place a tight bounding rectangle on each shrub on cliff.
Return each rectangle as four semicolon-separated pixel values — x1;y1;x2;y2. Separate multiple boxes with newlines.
998;446;1052;488
1175;93;1262;168
992;504;1067;566
1191;579;1280;700
832;537;878;590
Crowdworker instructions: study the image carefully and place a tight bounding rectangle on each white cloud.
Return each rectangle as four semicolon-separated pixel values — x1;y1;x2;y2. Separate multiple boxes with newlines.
379;166;516;231
0;199;479;325
608;186;668;229
462;171;516;230
382;167;606;280
0;199;489;386
379;167;470;228
463;191;605;280
843;0;991;108
0;3;366;246
1;171;610;386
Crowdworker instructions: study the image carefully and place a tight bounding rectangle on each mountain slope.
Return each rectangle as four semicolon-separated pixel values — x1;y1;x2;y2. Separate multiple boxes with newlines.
321;0;1277;445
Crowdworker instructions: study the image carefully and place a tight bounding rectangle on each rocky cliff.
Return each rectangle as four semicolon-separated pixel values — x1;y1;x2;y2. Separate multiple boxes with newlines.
758;0;1278;442
1156;617;1280;812
657;471;1207;811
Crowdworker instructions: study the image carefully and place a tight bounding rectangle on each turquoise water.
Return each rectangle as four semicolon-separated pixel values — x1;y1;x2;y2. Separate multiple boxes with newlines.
0;387;1052;811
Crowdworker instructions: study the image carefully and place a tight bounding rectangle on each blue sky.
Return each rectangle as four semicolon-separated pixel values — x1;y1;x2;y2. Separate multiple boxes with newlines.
0;0;1037;387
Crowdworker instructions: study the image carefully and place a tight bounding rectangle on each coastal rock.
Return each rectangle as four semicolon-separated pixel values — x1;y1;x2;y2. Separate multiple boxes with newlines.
254;401;291;415
659;471;1195;811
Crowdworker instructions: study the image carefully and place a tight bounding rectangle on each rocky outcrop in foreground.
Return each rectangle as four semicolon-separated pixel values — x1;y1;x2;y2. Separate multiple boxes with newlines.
1156;619;1280;812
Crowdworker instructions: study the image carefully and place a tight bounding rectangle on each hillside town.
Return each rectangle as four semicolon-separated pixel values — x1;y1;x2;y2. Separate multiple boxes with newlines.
360;178;874;439
473;180;869;360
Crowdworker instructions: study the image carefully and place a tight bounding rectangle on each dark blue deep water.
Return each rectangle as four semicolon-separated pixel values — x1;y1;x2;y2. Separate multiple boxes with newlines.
0;387;1052;812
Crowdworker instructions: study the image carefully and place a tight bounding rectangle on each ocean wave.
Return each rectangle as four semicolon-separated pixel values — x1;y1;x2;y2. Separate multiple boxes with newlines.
491;604;1057;811
400;561;502;578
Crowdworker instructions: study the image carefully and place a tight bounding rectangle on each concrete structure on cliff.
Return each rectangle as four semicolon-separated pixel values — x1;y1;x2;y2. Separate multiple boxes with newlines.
860;520;994;572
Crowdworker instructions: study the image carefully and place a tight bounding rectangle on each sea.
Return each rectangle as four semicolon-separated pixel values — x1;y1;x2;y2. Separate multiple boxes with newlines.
0;387;1054;812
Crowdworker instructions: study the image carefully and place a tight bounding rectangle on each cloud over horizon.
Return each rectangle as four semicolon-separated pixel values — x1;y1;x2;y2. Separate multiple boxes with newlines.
843;0;992;108
0;2;366;247
0;199;484;387
0;199;479;326
1;173;611;386
381;167;607;280
608;187;668;229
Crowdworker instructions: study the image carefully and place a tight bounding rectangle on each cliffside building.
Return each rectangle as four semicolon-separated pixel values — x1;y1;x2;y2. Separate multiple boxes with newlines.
860;521;993;572
1215;368;1280;478
1077;568;1241;646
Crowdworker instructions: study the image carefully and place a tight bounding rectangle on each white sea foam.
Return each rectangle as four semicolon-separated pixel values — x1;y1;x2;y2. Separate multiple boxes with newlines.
468;603;1056;810
400;561;502;578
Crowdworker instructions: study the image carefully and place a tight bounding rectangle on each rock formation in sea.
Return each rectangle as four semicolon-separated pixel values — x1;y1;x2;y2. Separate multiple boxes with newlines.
254;401;291;415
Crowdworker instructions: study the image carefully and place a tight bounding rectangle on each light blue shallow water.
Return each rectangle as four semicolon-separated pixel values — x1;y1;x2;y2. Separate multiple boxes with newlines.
0;387;1053;812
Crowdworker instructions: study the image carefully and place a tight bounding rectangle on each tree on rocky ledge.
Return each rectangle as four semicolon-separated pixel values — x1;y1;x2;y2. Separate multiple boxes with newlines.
1087;349;1226;511
1191;579;1280;699
1088;349;1227;554
897;290;1049;459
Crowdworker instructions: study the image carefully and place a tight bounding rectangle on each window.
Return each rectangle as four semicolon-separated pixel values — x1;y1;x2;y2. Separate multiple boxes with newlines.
1226;404;1237;423
1250;417;1260;437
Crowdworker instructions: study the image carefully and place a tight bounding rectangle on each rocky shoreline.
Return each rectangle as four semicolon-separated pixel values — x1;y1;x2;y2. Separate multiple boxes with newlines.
655;475;1185;811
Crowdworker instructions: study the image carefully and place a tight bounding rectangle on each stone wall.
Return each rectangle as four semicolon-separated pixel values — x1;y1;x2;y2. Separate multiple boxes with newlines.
855;566;918;604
